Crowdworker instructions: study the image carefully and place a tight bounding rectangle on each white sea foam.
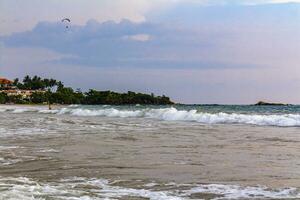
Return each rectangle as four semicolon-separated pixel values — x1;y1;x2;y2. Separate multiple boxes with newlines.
0;177;181;200
0;127;47;138
2;105;300;127
57;107;300;127
36;148;60;153
0;105;46;113
0;146;22;166
0;146;19;150
0;157;23;166
11;108;31;113
185;184;300;199
38;109;60;114
0;176;299;200
57;107;144;118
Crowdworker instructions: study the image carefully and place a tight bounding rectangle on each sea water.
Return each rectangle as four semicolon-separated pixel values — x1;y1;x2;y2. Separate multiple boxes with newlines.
0;104;300;199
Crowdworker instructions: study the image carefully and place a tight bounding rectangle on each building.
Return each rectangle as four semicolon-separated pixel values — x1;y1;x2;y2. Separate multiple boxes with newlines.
0;89;45;98
0;77;13;88
0;77;45;98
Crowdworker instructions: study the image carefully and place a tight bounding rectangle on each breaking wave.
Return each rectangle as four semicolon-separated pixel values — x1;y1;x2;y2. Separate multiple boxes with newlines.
0;176;299;200
57;107;300;127
1;105;300;127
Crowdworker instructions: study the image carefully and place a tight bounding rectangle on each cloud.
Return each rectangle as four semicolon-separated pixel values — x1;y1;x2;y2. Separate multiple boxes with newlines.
2;2;300;70
2;19;234;69
259;0;300;3
0;0;155;35
122;34;151;42
1;0;300;35
148;2;300;26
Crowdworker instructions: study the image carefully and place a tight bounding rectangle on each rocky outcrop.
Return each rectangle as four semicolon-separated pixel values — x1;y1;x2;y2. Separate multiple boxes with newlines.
255;101;288;106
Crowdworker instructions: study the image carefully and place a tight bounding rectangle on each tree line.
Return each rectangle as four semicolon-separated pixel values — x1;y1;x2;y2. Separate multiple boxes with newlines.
0;75;174;105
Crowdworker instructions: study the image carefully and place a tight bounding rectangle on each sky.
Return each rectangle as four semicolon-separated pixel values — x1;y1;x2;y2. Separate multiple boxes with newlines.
1;0;300;104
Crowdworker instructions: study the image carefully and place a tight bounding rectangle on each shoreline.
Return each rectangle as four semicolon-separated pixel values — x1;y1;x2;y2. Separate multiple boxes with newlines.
0;103;297;106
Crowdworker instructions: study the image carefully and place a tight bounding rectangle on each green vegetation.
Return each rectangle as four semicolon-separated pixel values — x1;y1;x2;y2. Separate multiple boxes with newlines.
0;75;174;105
12;75;59;90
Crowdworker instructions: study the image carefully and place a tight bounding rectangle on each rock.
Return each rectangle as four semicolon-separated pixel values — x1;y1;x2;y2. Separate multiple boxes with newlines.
254;101;288;106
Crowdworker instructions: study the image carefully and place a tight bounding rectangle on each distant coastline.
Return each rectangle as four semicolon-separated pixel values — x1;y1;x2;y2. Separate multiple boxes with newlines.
0;75;174;105
1;76;294;106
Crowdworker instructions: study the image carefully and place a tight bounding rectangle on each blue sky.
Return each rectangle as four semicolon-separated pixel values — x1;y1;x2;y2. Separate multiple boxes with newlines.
1;0;300;104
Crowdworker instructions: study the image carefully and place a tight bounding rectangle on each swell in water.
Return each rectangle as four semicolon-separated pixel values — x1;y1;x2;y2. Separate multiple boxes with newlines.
1;105;300;127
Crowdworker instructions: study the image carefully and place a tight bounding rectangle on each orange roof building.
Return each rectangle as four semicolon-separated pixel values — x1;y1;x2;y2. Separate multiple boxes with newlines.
0;78;13;85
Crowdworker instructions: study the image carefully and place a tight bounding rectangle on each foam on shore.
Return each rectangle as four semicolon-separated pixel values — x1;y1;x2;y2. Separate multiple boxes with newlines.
0;176;299;200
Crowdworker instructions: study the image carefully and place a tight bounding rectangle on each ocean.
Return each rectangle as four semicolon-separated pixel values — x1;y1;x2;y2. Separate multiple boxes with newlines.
0;104;300;199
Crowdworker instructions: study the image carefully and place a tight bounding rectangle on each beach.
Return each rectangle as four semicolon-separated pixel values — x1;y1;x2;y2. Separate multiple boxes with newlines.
0;104;300;199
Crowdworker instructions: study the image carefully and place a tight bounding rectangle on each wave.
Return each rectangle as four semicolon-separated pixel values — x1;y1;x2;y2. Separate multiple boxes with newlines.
58;107;300;127
0;105;53;113
0;176;299;200
1;105;300;127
